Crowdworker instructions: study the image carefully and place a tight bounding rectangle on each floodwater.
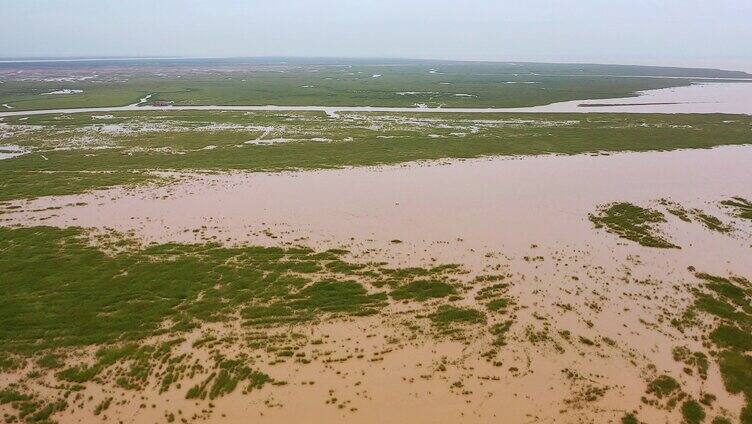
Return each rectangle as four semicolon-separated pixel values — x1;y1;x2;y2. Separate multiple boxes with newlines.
1;81;751;118
8;145;751;275
3;146;752;423
527;81;752;114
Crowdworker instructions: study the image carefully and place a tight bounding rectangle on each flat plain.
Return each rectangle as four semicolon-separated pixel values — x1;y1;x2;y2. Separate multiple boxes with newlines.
1;58;751;424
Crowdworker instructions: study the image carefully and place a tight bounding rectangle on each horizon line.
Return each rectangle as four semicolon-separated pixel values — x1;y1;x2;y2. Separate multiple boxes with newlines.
0;55;750;74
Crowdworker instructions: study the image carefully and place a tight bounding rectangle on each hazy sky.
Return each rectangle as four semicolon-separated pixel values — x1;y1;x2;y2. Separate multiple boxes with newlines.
2;0;751;70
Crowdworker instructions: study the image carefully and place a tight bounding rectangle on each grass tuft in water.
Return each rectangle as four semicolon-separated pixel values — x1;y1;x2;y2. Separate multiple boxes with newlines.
589;202;679;248
681;399;705;424
721;197;752;221
390;280;456;301
430;305;486;326
683;272;752;423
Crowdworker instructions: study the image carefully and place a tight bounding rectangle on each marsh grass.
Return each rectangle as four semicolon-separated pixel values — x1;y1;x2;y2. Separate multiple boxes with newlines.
684;272;752;423
390;280;456;301
0;226;471;352
646;375;680;399
430;305;486;326
0;225;495;421
660;199;733;233
589;202;679;248
691;209;732;233
0;61;715;111
721;197;752;221
1;111;751;201
681;399;706;424
186;359;271;400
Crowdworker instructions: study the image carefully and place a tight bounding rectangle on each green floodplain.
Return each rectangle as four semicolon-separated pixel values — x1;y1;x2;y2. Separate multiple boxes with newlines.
1;58;751;111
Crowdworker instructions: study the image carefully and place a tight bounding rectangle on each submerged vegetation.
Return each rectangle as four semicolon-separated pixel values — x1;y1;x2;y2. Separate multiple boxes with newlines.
691;209;732;234
589;202;679;248
0;226;467;352
681;399;706;424
0;225;517;422
721;197;752;221
390;280;456;301
591;198;744;248
681;272;752;423
660;199;733;233
430;305;486;326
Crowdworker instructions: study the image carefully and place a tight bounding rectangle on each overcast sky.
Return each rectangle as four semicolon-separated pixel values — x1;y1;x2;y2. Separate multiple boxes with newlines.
2;0;751;71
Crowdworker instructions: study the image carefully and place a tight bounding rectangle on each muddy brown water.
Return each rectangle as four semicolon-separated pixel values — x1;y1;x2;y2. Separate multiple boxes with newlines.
2;146;752;423
7;145;751;275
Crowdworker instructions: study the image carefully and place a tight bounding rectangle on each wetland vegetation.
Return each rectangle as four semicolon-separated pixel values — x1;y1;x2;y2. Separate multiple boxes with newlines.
1;111;750;201
589;202;679;248
682;272;752;423
1;58;751;423
722;197;752;221
591;199;742;249
0;225;518;423
4;58;749;111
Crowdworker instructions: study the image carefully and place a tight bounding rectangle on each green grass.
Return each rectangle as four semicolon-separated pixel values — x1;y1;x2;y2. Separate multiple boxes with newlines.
665;204;692;222
93;397;112;416
4;59;740;111
242;280;387;325
0;353;22;372
490;320;514;347
0;224;473;357
621;413;640;424
672;346;709;380
36;353;63;369
0;170;155;202
721;197;752;221
430;305;486;326
590;202;679;248
486;298;512;312
646;375;680;398
691;209;732;233
390;280;456;301
711;325;752;351
1;111;750;201
0;226;465;352
659;200;733;233
719;351;752;424
206;360;270;400
681;399;706;424
0;388;32;404
0;224;489;420
686;272;752;423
